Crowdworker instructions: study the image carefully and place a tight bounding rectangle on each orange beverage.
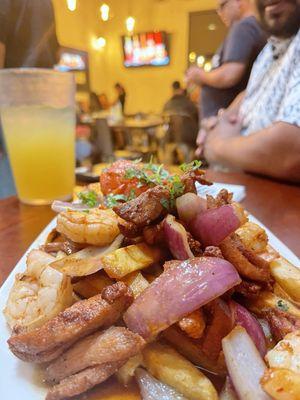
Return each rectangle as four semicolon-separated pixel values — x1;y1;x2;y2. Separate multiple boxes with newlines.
0;69;75;205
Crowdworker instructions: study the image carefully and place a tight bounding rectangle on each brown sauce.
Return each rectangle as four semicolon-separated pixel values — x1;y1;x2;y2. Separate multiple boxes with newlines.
75;371;225;399
75;377;141;400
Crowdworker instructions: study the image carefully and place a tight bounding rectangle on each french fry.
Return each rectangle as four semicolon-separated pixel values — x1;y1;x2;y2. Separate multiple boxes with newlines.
245;291;300;318
116;354;143;385
73;272;113;298
261;368;300;400
102;243;161;279
270;257;300;303
236;222;268;253
273;283;300;308
259;244;280;263
121;272;149;298
143;342;218;400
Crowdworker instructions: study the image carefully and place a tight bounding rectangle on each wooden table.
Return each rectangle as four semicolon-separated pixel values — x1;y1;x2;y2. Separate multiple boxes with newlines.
1;170;299;286
108;117;164;130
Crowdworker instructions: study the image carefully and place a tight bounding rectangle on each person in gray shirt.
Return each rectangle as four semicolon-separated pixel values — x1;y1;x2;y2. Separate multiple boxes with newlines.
163;81;199;124
186;0;266;118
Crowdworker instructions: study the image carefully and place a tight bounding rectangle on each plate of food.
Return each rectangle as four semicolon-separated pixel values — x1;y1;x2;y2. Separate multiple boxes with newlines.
0;160;299;400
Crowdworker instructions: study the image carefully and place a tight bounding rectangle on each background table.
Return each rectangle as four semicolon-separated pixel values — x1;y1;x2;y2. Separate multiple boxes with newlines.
1;170;299;286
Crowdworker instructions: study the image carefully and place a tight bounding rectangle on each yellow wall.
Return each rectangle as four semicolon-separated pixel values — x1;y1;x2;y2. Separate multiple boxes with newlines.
53;0;217;113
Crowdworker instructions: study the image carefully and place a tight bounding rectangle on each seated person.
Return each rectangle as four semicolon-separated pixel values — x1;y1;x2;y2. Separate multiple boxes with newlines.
163;81;199;124
196;0;300;183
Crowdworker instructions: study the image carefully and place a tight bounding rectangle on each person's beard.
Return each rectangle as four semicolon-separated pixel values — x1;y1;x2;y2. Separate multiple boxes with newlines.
256;0;300;38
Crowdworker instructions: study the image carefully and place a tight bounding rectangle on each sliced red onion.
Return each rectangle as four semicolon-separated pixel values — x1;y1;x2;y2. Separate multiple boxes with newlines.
220;377;238;400
190;204;245;247
51;200;92;213
163;215;194;260
176;193;207;224
135;368;187;400
222;326;271;400
230;300;267;357
124;257;241;340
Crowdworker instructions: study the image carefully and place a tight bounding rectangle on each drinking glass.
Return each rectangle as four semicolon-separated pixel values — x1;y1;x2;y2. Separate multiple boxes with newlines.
0;69;76;205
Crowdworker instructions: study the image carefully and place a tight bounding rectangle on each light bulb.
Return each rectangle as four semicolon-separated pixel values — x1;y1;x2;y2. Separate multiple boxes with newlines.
208;23;217;31
67;0;77;11
204;62;212;72
126;16;135;33
189;52;196;63
92;36;106;50
197;55;205;67
100;3;110;21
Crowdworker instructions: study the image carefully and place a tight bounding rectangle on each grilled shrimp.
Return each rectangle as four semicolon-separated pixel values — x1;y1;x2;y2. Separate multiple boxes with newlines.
56;208;120;246
4;250;73;332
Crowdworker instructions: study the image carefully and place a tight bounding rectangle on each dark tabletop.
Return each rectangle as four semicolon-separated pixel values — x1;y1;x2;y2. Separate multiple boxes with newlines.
1;170;299;286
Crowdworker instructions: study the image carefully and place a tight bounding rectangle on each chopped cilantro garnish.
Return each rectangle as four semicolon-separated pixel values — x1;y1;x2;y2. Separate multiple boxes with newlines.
277;300;289;312
105;193;128;208
120;158;202;209
128;188;136;201
160;198;170;209
168;175;185;207
124;168;140;180
78;190;98;207
180;160;202;173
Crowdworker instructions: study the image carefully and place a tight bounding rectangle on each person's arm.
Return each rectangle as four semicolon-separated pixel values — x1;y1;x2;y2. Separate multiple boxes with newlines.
0;42;5;68
186;63;246;89
196;63;247;89
187;19;263;90
205;121;300;182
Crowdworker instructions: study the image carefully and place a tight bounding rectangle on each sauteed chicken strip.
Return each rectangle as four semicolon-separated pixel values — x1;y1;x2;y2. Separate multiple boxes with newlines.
206;189;233;209
46;361;124;400
178;310;206;339
114;186;170;227
114;170;211;229
235;280;264;298
45;326;145;383
181;169;212;193
220;234;271;282
264;308;300;342
41;240;85;255
201;299;233;360
8;282;133;363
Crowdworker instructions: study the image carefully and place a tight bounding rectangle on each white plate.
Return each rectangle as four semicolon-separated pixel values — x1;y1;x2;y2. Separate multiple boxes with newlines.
0;217;299;399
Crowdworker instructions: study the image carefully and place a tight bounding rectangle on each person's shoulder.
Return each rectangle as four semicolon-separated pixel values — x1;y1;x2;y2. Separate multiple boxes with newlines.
232;16;262;33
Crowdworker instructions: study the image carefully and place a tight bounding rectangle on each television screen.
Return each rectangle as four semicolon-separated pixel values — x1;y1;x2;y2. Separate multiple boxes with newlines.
55;49;88;72
122;31;170;67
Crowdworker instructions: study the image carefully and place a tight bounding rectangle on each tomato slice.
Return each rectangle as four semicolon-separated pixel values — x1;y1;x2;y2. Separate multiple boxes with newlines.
100;160;150;197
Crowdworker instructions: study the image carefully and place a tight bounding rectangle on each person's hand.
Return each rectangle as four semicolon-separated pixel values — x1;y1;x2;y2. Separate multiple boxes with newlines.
195;116;219;157
203;112;242;164
185;66;205;86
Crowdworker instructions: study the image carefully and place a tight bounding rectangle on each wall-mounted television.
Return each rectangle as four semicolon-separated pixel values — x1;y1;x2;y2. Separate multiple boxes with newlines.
55;47;90;94
122;31;170;67
55;48;88;72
